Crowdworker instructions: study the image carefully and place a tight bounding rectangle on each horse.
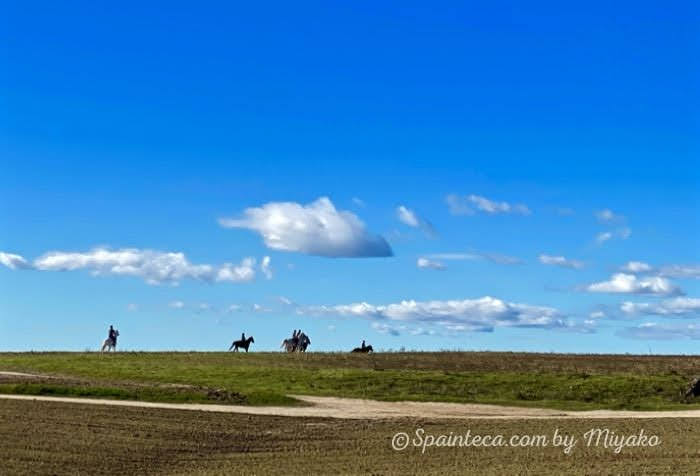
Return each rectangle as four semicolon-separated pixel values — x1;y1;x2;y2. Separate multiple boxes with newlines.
229;336;255;352
297;333;310;352
281;338;296;352
351;345;373;353
101;330;119;352
281;333;311;352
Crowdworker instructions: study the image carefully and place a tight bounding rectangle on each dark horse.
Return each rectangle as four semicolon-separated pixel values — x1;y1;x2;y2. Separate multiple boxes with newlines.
351;345;373;353
229;336;255;352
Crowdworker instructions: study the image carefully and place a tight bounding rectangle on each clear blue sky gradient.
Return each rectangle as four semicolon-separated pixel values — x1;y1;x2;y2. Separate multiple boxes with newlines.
1;1;698;352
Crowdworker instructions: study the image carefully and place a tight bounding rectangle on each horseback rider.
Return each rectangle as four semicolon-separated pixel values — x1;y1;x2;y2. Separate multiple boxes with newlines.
241;332;246;342
361;339;366;350
292;329;301;350
108;325;117;344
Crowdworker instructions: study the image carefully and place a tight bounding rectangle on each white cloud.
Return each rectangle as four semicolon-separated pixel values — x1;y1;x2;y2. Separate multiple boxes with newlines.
620;297;700;317
446;194;531;216
620;261;653;273
260;256;273;279
617;322;700;340
278;296;294;305
538;254;584;269
31;247;257;285
617;262;700;280
351;197;365;207
396;205;436;237
301;296;578;333
371;322;401;336
126;303;139;312
596;231;613;244
589;311;606;319
595;228;631;245
417;257;446;270
218;197;392;258
0;252;31;270
618;227;631;239
425;251;522;265
226;304;242;313
586;273;682;296
445;194;475;216
659;264;700;280
169;300;185;309
595;209;622;223
397;205;420;227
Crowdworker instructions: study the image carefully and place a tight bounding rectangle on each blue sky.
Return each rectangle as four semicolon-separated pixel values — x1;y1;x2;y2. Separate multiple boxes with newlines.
1;1;698;352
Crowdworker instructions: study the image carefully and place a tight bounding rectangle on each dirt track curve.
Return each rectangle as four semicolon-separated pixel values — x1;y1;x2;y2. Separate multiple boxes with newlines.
2;371;699;420
2;394;700;420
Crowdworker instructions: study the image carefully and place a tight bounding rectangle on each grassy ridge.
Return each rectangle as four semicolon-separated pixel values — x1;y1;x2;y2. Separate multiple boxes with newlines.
0;352;698;410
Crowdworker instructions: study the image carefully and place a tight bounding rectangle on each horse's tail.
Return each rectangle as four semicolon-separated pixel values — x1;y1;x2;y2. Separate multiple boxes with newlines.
280;340;286;349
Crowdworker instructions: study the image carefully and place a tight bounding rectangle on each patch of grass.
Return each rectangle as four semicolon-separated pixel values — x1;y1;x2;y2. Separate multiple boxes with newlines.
0;352;698;410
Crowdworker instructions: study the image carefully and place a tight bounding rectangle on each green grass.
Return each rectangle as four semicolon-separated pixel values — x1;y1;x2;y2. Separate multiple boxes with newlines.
0;351;698;410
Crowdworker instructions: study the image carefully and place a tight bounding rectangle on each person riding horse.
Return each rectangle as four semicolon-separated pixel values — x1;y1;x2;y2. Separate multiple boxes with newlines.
229;333;255;352
281;330;310;352
108;325;118;346
351;340;373;353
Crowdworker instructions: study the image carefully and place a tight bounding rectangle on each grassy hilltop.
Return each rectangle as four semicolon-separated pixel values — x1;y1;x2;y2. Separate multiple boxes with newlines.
0;351;699;410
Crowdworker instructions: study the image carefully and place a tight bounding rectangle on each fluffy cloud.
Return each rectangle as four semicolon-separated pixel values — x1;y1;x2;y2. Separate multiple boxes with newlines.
0;252;31;270
620;297;700;317
218;197;393;258
396;205;436;237
616;323;700;340
260;256;273;279
618;262;700;280
301;296;580;333
33;248;257;285
538;254;584;269
620;261;653;273
586;273;682;296
446;194;531;216
169;300;185;309
417;257;446;270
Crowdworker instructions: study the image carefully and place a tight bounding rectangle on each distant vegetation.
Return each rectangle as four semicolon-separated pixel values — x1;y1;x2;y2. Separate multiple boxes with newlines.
0;352;698;410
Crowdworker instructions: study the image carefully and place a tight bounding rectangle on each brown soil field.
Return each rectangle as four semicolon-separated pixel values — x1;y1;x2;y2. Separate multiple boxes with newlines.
1;399;699;475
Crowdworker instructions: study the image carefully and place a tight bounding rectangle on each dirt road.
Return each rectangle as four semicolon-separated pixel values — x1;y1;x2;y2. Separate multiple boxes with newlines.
2;371;698;420
2;393;699;419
